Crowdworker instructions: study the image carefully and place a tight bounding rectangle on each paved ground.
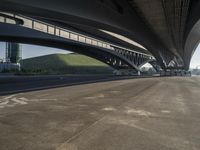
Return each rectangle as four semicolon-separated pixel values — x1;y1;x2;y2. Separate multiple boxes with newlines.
0;77;200;150
0;75;116;95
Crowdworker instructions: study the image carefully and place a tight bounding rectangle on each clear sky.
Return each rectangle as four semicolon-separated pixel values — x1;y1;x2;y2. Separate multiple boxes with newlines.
190;43;200;69
0;42;70;60
0;42;199;69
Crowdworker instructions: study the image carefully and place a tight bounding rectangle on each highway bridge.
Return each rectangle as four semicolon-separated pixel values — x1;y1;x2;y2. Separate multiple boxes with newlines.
1;1;200;150
0;0;199;72
0;13;155;73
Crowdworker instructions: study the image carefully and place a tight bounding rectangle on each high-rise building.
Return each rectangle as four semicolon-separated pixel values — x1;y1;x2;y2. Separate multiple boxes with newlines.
5;42;22;63
0;42;22;72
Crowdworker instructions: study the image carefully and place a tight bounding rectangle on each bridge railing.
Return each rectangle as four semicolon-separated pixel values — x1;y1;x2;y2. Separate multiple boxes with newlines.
0;13;114;49
0;12;153;58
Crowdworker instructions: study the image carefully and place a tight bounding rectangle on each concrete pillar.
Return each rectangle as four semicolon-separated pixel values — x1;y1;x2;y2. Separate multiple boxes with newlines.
138;71;141;76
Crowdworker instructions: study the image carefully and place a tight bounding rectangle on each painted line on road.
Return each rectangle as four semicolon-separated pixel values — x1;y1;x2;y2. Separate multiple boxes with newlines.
2;94;17;100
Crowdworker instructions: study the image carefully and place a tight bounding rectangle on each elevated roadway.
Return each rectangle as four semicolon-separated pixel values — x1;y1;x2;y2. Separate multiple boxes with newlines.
0;0;200;70
0;13;155;72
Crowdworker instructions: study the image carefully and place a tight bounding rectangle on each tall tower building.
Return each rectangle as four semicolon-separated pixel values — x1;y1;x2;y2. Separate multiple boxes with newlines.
5;42;22;63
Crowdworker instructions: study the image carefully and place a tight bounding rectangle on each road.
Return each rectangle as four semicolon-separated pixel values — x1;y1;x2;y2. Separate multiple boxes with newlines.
0;77;200;150
0;75;127;95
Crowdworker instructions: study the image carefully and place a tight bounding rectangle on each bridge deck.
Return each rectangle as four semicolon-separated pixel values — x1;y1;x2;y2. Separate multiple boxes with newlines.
0;77;200;150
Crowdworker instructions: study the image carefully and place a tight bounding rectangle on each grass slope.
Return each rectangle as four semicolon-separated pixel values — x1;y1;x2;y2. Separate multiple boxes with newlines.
21;53;113;74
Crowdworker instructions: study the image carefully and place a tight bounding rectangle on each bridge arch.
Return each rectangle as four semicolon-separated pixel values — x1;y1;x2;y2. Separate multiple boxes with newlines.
184;0;200;70
0;23;140;71
184;19;200;70
0;1;170;69
138;59;160;72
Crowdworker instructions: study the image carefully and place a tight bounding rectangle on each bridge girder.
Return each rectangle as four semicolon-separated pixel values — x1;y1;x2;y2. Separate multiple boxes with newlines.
0;0;199;70
0;0;175;69
0;22;154;72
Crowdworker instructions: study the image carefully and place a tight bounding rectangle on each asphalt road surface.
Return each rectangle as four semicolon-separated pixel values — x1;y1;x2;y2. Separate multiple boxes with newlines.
0;77;200;150
0;75;125;95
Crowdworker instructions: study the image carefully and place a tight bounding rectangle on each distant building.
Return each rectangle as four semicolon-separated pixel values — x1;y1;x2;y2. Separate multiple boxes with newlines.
6;42;22;63
0;42;21;72
0;63;20;72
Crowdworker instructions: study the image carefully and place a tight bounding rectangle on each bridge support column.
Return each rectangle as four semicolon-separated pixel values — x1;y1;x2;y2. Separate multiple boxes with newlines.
137;71;141;76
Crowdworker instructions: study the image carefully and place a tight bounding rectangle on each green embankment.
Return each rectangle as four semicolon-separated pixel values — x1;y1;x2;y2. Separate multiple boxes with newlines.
20;53;113;74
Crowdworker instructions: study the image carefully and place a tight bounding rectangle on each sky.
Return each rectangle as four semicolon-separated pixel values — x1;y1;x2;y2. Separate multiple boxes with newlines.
0;42;199;69
190;43;200;68
0;42;70;60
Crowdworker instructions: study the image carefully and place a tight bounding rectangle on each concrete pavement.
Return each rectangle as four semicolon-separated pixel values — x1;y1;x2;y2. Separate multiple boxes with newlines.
0;77;200;150
0;75;115;95
0;75;146;95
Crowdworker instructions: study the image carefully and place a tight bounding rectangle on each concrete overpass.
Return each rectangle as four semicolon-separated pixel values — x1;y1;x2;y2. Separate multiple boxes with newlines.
0;0;199;71
0;12;156;73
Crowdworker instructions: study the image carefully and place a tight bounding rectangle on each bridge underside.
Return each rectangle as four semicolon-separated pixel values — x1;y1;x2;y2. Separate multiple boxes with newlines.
0;0;200;70
0;22;156;72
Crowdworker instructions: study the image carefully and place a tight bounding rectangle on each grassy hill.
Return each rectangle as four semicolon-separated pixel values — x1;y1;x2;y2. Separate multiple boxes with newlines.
20;53;113;75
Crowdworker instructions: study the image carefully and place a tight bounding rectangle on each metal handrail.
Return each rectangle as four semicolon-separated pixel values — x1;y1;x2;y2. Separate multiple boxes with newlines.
0;13;24;25
16;14;113;50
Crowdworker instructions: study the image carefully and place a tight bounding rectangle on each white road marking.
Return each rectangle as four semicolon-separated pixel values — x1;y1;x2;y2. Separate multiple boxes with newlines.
0;100;9;105
102;107;116;111
0;95;57;109
28;98;57;101
11;98;28;105
38;99;57;101
2;94;17;100
18;97;29;101
125;108;154;117
161;110;171;114
84;94;105;100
